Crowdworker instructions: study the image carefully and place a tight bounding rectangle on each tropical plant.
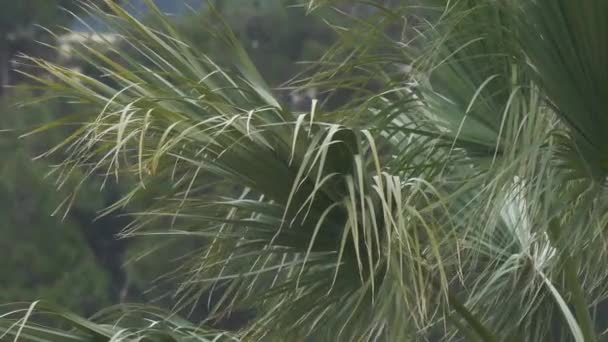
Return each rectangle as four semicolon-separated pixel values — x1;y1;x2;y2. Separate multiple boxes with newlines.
4;0;608;341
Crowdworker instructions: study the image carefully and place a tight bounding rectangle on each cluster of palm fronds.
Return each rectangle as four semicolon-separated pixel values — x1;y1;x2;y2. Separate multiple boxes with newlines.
3;0;608;340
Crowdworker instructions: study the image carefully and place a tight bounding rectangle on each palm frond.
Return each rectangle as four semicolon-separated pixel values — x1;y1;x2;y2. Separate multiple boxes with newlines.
7;0;608;341
0;302;237;341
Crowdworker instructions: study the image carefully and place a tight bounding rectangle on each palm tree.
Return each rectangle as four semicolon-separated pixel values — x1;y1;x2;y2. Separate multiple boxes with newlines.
3;0;608;340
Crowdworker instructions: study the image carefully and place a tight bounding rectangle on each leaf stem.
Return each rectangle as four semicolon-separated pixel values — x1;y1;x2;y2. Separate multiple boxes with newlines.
431;278;497;342
447;290;498;342
565;256;597;342
549;219;597;341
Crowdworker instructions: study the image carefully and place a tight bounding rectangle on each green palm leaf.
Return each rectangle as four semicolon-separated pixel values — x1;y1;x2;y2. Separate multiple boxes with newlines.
6;0;608;341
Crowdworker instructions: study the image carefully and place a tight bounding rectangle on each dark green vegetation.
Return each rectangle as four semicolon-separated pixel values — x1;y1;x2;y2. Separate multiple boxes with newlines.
4;0;608;341
0;0;119;94
0;1;114;314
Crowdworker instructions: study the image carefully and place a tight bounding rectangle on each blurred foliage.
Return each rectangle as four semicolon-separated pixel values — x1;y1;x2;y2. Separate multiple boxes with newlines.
0;0;82;36
0;0;119;317
0;94;111;315
175;0;335;86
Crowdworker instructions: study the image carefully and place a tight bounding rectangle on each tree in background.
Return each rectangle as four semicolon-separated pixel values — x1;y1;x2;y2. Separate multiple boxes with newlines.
0;94;113;315
0;1;75;93
169;0;334;108
0;0;120;93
